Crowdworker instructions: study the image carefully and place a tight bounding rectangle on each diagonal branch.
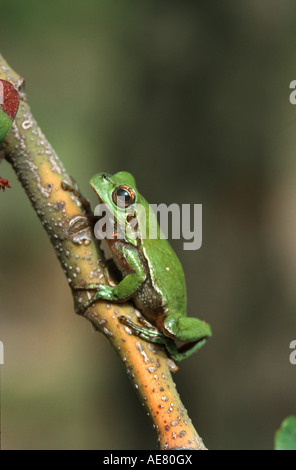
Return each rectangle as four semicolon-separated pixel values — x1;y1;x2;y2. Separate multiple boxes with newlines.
0;54;207;450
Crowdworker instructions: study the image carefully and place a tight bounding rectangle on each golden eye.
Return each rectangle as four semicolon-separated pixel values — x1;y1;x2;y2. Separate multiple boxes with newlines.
112;185;136;208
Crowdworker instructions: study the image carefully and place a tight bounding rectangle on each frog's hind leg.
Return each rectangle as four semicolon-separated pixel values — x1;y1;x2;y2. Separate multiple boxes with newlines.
162;313;212;360
118;315;180;357
163;313;212;343
118;315;163;341
118;314;212;362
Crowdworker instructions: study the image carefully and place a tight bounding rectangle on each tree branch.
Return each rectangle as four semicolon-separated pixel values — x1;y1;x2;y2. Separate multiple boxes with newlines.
0;54;207;450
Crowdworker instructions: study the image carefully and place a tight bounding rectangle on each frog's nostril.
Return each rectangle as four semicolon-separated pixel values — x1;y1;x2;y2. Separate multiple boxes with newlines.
102;173;110;181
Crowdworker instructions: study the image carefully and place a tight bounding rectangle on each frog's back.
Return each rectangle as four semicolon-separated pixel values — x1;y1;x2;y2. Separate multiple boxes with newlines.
141;236;187;315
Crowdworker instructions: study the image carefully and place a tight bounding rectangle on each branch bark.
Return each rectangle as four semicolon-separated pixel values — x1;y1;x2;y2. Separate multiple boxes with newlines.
0;54;207;450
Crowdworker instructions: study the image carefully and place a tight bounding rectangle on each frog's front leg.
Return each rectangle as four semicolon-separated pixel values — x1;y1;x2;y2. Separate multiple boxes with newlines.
73;246;146;310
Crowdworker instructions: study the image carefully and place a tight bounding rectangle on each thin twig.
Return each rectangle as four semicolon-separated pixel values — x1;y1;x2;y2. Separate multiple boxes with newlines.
0;54;207;450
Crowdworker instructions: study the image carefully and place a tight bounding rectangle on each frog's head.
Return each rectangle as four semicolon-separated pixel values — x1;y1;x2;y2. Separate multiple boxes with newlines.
90;171;138;206
90;171;147;243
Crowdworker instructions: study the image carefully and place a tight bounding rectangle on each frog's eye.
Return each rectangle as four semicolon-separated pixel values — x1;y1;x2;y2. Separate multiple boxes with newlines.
112;185;135;208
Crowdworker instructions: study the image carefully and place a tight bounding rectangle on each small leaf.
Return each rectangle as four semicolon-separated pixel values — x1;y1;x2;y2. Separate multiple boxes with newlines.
0;79;20;142
275;416;296;450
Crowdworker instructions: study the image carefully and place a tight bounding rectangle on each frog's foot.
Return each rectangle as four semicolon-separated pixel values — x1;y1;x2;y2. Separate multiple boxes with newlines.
134;314;157;329
71;281;107;311
118;315;181;360
71;281;101;291
119;315;160;339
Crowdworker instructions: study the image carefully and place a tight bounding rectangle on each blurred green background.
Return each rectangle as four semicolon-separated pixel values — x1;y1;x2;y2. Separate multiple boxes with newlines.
0;0;296;450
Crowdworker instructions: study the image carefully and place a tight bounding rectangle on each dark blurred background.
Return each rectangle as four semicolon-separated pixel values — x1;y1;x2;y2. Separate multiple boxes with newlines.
0;0;296;450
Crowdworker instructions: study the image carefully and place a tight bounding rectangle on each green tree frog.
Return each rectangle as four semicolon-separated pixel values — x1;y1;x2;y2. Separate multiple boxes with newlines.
79;171;211;362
